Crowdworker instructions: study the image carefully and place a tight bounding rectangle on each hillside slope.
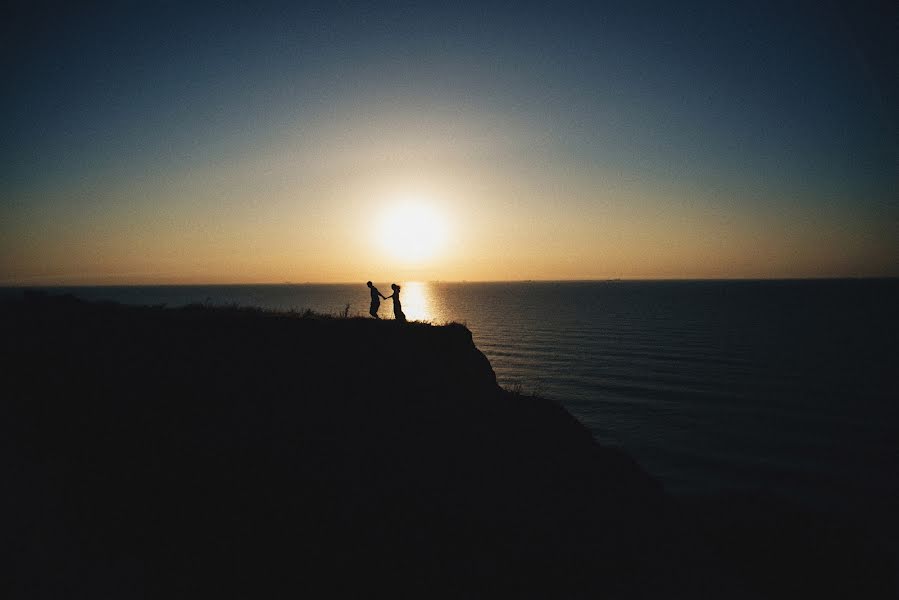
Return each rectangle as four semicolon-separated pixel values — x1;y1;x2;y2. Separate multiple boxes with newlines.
2;294;892;598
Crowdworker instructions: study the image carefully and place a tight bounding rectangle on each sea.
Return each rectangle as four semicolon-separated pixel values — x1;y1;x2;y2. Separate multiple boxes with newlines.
6;280;898;534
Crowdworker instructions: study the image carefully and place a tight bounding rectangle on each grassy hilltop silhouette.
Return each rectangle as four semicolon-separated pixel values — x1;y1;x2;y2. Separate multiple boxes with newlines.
2;293;893;598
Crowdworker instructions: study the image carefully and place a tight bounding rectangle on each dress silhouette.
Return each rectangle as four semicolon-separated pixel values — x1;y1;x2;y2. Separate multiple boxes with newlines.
387;283;406;322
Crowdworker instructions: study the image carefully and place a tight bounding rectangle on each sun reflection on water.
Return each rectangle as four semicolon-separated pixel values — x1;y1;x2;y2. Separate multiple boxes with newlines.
395;281;437;322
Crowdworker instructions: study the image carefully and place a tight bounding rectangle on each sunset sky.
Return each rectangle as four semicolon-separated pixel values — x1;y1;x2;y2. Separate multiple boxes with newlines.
2;1;896;284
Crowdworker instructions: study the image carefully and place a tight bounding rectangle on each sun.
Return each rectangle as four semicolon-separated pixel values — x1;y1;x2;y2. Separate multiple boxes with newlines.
378;201;447;263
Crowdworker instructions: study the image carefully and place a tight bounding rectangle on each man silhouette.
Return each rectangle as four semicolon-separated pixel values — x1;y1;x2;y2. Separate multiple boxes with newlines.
367;281;387;318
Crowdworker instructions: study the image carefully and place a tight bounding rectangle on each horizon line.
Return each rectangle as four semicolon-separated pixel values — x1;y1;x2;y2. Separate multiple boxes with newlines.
3;275;898;288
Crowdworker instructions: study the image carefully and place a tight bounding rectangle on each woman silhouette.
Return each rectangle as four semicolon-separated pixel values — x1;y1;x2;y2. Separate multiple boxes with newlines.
387;283;406;322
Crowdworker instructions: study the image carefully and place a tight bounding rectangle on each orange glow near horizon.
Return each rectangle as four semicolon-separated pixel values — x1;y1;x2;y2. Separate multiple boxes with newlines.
1;112;896;286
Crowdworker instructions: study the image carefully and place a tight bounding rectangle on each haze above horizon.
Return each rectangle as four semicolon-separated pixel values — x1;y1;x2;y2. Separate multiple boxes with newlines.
2;1;896;285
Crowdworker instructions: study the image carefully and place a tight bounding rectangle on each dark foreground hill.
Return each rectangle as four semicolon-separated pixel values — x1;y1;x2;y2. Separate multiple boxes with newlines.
2;294;894;598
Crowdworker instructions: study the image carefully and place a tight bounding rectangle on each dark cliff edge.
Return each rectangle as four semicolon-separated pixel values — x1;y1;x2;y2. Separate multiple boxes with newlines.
2;294;894;598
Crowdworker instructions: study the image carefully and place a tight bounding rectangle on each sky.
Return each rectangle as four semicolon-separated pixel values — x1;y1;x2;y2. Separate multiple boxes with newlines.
2;0;896;284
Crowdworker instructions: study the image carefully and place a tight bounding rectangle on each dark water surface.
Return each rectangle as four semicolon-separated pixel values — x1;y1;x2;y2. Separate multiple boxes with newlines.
7;280;898;521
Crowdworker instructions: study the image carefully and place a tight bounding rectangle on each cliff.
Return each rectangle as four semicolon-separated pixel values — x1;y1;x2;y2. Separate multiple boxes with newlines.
2;294;893;598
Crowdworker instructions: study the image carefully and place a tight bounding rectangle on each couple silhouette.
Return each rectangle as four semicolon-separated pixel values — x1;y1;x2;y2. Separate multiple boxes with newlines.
367;281;405;322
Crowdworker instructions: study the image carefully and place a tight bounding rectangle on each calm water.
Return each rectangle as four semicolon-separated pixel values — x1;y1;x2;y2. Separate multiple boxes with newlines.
7;280;898;519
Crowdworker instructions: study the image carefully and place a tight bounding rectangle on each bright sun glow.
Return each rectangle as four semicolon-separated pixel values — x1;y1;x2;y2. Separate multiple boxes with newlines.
378;201;447;263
